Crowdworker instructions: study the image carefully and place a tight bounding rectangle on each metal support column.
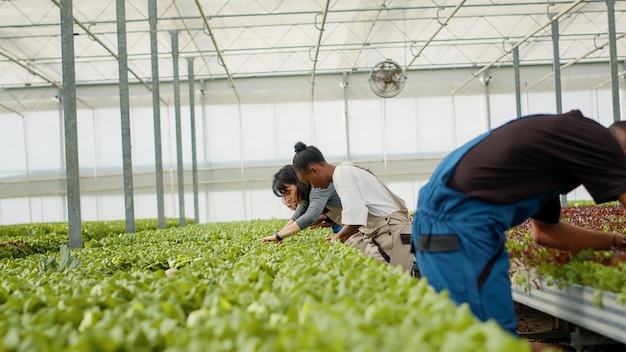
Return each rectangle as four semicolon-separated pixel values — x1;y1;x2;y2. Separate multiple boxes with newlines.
187;57;199;224
116;0;135;233
513;47;522;117
59;0;82;248
481;72;492;130
606;0;621;122
171;31;186;226
552;21;563;115
148;0;165;229
341;72;351;160
552;19;566;206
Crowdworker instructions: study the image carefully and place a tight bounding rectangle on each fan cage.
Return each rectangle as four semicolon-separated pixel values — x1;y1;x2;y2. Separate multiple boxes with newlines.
368;60;406;98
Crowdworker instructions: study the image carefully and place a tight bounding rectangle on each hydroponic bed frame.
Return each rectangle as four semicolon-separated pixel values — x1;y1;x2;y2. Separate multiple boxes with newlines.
512;277;626;350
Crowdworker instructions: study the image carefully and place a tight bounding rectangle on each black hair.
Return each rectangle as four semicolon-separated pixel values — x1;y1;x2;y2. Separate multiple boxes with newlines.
272;164;310;202
292;141;326;174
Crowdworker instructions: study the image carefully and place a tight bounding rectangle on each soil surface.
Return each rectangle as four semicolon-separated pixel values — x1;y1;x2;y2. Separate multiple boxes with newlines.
516;303;625;352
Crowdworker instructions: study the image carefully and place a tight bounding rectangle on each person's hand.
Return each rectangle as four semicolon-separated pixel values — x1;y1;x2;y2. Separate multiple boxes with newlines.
611;250;626;265
259;235;280;243
325;233;341;242
311;220;334;229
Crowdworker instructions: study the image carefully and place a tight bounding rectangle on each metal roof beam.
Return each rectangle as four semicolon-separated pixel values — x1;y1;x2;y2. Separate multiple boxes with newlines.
405;0;466;72
526;31;626;90
194;0;240;102
50;0;152;92
309;0;331;97
450;0;586;95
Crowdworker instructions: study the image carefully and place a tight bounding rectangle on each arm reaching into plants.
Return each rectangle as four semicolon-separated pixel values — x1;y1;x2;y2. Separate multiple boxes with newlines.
531;192;626;252
325;224;360;242
531;219;625;251
259;219;303;243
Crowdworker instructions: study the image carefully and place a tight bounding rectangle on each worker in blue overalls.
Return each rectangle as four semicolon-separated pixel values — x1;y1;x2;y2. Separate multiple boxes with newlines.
413;110;626;335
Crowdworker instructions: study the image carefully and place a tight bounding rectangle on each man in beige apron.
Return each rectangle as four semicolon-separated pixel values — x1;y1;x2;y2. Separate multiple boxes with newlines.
291;141;416;274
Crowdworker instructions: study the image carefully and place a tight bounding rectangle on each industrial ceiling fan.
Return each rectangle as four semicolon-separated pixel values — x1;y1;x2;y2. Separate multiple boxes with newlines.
368;59;406;98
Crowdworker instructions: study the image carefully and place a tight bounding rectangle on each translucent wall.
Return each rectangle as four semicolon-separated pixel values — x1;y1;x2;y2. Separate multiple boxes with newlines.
0;62;622;225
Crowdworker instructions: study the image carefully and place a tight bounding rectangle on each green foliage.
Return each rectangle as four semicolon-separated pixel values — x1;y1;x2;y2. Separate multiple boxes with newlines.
0;218;193;259
39;245;80;273
0;219;529;351
508;205;626;297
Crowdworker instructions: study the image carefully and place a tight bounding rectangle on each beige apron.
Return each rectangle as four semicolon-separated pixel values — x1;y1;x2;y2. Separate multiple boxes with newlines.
350;165;415;272
326;204;367;254
324;205;342;226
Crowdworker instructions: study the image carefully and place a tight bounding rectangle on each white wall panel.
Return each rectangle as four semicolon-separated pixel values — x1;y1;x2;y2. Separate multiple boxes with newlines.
210;190;247;222
383;98;419;156
416;96;455;153
525;91;557;115
452;95;485;147
593;89;618;126
76;109;97;170
312;100;347;160
241;103;276;162
81;195;100;221
275;102;315;161
246;188;286;221
0;113;27;177
562;90;595;119
204;105;241;164
99;195;126;221
489;93;518;127
39;196;66;223
94;108;123;169
348;100;384;157
130;107;157;167
26;111;63;172
0;198;31;225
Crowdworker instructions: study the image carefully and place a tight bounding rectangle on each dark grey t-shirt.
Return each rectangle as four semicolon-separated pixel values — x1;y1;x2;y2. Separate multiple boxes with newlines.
447;110;626;223
292;183;342;229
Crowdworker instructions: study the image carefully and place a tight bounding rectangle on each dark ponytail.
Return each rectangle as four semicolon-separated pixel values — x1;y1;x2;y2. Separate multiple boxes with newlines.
292;141;326;174
294;141;307;153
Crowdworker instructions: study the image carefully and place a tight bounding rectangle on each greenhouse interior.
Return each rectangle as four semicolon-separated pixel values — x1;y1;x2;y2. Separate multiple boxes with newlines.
2;0;626;351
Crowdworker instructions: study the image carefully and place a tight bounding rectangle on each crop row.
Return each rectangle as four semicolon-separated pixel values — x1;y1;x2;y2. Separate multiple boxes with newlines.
0;218;192;259
0;219;528;351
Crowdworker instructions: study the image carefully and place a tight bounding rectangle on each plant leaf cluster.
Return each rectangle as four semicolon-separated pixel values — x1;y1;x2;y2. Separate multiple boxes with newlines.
507;205;626;299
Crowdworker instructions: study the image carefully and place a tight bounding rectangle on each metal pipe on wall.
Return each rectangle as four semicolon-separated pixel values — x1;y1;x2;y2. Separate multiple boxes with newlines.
148;0;165;229
171;31;186;226
187;57;200;224
513;47;522;117
116;0;136;233
341;72;351;160
479;72;492;130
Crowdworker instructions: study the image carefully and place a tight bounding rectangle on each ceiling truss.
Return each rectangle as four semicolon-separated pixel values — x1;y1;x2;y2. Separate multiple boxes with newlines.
0;0;623;90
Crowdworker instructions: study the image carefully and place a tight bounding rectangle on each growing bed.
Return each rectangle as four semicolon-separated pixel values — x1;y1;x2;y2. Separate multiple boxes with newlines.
508;204;626;348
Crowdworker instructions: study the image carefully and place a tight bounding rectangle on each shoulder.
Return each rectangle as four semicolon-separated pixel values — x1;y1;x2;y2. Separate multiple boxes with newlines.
335;161;354;170
334;162;363;179
310;187;329;197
